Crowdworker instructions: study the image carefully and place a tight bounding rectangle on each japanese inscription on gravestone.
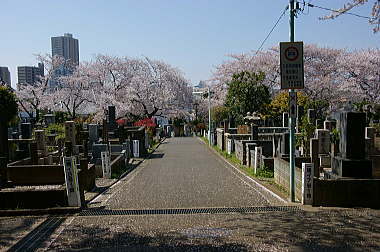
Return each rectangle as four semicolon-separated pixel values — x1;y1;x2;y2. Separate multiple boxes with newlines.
63;157;81;207
280;42;304;89
302;163;314;205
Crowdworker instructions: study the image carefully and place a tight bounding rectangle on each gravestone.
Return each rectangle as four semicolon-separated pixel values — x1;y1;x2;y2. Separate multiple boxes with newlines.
44;114;55;126
280;132;290;156
254;146;263;174
65;121;76;145
101;151;111;178
307;109;316;125
102;119;108;143
251;124;258;141
315;119;324;129
339;112;365;159
20;123;32;139
246;143;257;167
332;112;372;178
310;138;319;177
30;142;38;164
108;105;117;131
110;144;123;153
282;112;289;127
133;140;140;158
324;120;336;131
319;154;330;168
365;127;376;157
35;130;46;156
88;124;99;145
316;129;330;154
92;144;108;159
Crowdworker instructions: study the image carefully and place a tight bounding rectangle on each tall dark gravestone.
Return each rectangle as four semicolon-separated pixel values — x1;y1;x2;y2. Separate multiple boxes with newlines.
332;112;372;178
108;106;117;132
340;112;365;159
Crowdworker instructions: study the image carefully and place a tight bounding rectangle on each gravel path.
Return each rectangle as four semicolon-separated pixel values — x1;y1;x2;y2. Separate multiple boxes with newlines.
101;137;281;209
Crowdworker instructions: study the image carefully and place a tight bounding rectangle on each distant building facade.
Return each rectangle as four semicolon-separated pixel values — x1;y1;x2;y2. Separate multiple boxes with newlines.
0;67;11;87
51;33;79;65
17;63;44;86
50;33;79;89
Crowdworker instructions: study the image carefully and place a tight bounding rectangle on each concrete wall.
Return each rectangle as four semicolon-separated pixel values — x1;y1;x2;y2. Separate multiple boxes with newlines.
274;157;310;201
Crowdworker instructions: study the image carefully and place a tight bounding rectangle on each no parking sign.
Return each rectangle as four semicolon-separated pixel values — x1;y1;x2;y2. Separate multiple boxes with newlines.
280;42;304;89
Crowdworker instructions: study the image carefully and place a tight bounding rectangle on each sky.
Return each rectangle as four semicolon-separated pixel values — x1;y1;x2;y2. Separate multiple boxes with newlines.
1;0;379;89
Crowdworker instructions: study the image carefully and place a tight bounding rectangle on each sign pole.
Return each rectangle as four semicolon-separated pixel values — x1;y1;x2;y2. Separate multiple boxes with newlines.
289;0;296;202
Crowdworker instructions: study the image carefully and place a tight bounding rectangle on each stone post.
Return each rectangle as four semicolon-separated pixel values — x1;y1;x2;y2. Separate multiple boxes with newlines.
64;121;76;146
282;112;289;127
310;138;319;177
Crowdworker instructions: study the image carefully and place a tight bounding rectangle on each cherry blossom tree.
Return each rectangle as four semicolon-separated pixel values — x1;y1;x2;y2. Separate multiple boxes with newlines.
211;44;350;108
88;55;192;121
338;48;380;103
321;0;380;33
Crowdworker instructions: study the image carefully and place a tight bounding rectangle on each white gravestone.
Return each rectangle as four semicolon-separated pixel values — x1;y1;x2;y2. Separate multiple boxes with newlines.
254;147;263;174
101;151;111;178
227;139;232;155
63;157;81;207
302;163;314;205
133;140;140;158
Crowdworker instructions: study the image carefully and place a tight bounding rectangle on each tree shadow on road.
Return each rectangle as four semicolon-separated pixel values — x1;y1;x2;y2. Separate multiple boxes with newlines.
47;224;249;251
0;217;42;250
223;209;380;251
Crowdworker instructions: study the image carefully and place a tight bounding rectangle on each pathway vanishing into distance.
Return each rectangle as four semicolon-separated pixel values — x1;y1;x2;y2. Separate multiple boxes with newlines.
91;136;281;209
4;137;380;251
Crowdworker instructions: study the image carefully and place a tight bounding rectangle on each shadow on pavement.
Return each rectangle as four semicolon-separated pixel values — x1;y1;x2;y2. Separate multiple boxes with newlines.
224;209;380;251
47;225;248;251
0;217;41;250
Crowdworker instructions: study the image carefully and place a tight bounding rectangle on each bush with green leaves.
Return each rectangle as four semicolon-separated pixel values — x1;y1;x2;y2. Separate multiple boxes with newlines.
0;86;18;126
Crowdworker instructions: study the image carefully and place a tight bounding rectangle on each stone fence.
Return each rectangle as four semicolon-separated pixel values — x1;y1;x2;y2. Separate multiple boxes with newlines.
274;157;311;201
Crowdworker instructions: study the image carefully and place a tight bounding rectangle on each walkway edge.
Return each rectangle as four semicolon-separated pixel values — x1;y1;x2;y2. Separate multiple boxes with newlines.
198;137;287;204
87;137;166;205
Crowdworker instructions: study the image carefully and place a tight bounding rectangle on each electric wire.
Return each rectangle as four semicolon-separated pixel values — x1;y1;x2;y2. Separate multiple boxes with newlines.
304;2;373;20
255;5;289;55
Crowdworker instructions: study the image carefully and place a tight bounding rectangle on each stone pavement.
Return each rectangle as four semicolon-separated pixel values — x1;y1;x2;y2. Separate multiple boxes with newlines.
2;137;380;251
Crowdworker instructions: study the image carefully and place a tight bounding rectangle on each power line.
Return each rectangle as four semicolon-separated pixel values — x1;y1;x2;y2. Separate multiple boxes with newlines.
255;5;289;55
305;2;373;20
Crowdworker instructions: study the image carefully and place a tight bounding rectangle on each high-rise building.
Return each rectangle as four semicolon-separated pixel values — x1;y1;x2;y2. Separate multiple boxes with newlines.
17;63;44;86
51;33;79;65
0;67;11;87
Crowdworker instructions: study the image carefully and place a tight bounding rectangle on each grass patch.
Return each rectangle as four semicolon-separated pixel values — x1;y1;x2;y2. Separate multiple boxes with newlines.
200;136;274;180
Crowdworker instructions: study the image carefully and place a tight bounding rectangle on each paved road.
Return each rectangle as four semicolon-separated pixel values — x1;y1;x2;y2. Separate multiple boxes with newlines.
91;137;281;209
4;137;380;251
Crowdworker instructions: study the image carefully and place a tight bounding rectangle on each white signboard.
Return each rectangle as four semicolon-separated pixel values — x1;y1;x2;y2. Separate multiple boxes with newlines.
289;92;297;118
101;151;111;178
302;163;314;205
133;140;140;158
63;157;81;207
280;42;304;89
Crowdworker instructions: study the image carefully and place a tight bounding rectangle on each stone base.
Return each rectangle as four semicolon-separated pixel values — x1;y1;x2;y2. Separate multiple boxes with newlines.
332;156;372;178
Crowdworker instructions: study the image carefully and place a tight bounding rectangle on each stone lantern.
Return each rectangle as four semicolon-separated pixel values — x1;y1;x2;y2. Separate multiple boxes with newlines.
244;112;261;141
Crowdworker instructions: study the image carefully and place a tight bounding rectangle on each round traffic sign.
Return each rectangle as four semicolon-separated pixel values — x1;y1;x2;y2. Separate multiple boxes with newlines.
284;46;299;61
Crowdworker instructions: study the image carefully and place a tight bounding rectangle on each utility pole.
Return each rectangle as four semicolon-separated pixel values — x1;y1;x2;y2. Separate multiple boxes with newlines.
289;0;296;202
